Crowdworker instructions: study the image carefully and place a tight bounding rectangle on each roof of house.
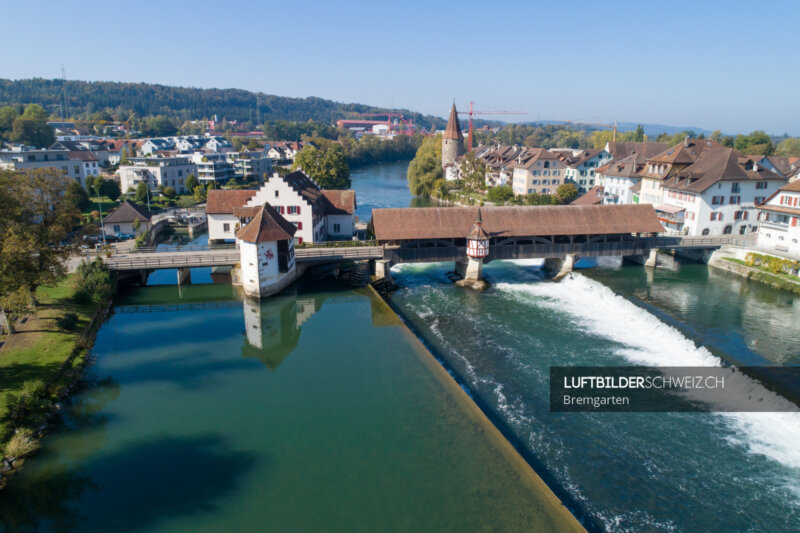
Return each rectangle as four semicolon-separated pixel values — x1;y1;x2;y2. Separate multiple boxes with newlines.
206;189;257;214
103;200;151;224
757;179;800;213
513;147;563;170
606;142;668;160
321;190;356;215
566;149;605;168
597;154;647;179
648;138;723;165
661;148;786;194
236;203;296;243
443;103;464;141
371;204;664;241
68;150;99;162
571;185;605;205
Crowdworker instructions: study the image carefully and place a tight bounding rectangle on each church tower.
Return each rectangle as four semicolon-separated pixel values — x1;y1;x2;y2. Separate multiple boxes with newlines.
442;102;465;168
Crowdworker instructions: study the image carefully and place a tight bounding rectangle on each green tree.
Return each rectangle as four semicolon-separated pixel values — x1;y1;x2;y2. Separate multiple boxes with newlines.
11;117;55;147
776;138;800;157
22;104;48;122
100;179;121;201
162;186;177;198
487;185;514;204
633;124;645;142
135;182;149;204
292;144;351;189
407;135;443;197
557;183;579;203
193;185;207;202
0;106;19;137
67;179;91;211
185;173;198;193
119;147;129;166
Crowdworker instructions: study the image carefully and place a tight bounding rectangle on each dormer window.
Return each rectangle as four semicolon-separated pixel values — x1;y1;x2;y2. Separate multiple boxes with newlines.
274;190;279;197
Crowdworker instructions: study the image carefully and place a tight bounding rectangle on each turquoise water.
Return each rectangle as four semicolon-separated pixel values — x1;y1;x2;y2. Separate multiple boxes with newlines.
350;162;435;221
0;282;579;532
388;260;800;532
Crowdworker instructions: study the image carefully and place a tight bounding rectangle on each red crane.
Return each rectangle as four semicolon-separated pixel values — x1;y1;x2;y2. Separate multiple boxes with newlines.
458;102;527;151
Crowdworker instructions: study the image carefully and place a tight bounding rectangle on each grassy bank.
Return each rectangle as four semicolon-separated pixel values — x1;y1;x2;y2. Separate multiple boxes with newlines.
720;257;800;294
0;276;107;467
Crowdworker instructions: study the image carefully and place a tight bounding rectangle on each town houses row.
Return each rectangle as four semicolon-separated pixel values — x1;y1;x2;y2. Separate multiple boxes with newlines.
0;134;310;193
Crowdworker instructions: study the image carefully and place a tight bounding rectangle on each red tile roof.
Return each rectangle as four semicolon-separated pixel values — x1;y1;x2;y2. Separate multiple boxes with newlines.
206;189;257;214
321;190;356;215
236;204;296;243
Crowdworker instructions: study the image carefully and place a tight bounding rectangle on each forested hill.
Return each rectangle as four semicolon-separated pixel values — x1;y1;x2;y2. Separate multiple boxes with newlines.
0;78;448;128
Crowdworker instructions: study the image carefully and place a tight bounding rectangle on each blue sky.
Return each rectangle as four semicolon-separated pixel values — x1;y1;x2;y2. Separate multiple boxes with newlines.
5;0;798;134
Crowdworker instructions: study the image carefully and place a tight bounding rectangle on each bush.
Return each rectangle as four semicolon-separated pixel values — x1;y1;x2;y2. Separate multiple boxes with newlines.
162;186;177;198
57;312;79;331
6;380;48;427
487;185;514;204
5;429;40;459
75;257;115;302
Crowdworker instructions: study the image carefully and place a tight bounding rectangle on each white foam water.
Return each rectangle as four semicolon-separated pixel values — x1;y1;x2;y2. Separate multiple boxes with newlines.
495;274;800;474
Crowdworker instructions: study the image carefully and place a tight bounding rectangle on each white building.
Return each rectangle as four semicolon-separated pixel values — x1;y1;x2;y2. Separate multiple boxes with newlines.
595;156;647;205
206;170;356;244
563;149;612;193
118;157;196;194
204;136;233;153
0;147;86;186
756;180;800;258
510;148;569;196
140;138;175;155
236;204;297;298
102;200;151;238
658;148;785;236
190;152;235;184
227;152;273;180
638;138;724;206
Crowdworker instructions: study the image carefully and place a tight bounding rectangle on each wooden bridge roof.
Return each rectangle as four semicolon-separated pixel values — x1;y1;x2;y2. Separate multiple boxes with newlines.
370;204;664;241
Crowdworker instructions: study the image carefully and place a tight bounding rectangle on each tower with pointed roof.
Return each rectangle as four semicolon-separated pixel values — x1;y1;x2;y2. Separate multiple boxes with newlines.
442;102;465;169
236;203;298;298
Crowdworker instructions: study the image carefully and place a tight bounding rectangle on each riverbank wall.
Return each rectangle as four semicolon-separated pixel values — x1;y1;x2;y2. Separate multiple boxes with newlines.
367;284;588;532
709;249;800;295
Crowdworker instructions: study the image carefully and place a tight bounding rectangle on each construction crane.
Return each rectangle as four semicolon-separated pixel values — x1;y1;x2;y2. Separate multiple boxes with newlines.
563;119;618;142
458;102;527;151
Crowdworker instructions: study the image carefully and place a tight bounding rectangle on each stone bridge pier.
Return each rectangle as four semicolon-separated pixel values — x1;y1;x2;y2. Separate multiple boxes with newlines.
543;254;578;281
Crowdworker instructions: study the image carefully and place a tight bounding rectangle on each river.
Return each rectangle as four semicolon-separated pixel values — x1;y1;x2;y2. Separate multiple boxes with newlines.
3;161;799;532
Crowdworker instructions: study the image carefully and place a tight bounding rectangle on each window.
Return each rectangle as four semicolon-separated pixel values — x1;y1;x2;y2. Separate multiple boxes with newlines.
723;225;733;234
274;190;279;197
729;196;740;205
702;228;710;235
711;196;724;205
754;196;765;204
333;223;341;233
756;181;767;189
113;225;120;233
298;237;303;244
793;217;799;227
297;222;303;230
734;211;748;220
223;223;230;232
710;212;723;221
731;183;740;193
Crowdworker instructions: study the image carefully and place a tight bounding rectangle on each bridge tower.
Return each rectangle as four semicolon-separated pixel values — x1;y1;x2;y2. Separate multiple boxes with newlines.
455;209;489;289
442;102;465;169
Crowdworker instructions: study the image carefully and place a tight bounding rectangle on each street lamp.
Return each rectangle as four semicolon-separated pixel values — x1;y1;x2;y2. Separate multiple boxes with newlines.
97;196;106;246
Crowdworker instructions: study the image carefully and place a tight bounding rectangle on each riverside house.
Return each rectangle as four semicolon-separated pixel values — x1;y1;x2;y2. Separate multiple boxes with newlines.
102;200;151;238
510;148;569;196
206;170;356;244
657;147;785;236
562;149;612;193
638;138;724;206
756;180;800;258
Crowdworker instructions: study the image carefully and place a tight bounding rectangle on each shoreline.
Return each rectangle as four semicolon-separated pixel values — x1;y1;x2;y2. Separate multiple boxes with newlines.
367;284;588;532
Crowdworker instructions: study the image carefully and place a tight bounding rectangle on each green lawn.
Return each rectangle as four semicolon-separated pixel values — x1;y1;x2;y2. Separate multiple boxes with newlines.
84;196;119;216
0;276;100;440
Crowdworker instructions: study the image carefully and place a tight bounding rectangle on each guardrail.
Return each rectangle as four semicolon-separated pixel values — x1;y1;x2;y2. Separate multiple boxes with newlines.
105;252;240;270
295;246;383;262
131;243;238;254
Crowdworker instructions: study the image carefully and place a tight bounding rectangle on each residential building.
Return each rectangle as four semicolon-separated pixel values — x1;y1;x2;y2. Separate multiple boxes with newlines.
118;156;196;194
68;151;100;181
657;147;785;235
563;149;612;193
227;151;273;180
102;200;151;238
479;144;524;187
205;136;233;152
0;146;86;186
756;180;800;258
267;141;305;162
190;152;235;184
595;155;647;205
140;138;175;155
604;141;669;165
510;148;569;196
639;138;724;206
206;170;356;244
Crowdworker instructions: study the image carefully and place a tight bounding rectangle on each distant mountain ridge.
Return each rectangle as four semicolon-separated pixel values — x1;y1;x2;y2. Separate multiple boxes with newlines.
0;78;449;129
529;120;714;137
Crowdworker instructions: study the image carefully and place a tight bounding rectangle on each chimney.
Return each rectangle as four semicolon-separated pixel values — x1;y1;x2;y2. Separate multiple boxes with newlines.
754;163;760;172
684;135;690;148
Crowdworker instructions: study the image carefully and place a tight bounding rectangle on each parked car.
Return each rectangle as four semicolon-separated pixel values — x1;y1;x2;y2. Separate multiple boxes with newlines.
115;232;135;240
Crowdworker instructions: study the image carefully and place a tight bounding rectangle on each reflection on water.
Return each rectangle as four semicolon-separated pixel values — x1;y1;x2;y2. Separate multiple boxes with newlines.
2;282;577;532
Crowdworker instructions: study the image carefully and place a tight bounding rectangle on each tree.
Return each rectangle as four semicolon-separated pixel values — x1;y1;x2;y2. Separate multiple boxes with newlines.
633;124;645;142
292;144;351;189
487;185;514;204
557;183;579;203
193;185;207;202
0;287;31;334
135;182;149;204
185;173;198;193
11;117;55;147
407;135;443;197
67;179;91;211
93;177;106;197
119;147;129;166
0;106;19;137
162;186;177;198
776;138;800;157
460;151;487;192
22;104;48;122
100;179;121;201
0;169;81;304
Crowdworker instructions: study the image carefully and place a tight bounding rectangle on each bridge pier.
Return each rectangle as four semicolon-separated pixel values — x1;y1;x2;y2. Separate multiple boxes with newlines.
374;259;394;283
452;257;488;290
544;254;577;281
177;267;192;286
644;249;658;268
